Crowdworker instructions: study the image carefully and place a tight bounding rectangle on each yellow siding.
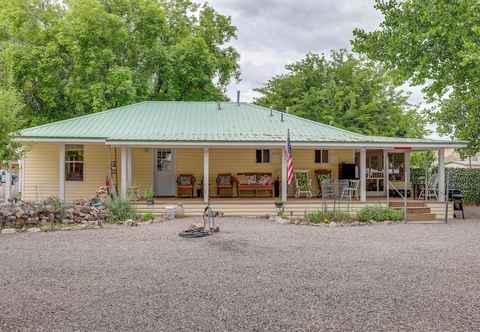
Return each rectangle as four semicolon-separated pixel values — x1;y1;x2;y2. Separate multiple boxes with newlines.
23;144;111;202
22;143;60;201
65;145;111;201
176;149;203;179
209;148;282;195
292;149;354;193
133;148;153;193
22;145;357;201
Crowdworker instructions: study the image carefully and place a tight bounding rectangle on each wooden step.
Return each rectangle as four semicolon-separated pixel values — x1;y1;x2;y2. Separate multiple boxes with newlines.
389;201;425;208
392;207;431;214
406;213;437;221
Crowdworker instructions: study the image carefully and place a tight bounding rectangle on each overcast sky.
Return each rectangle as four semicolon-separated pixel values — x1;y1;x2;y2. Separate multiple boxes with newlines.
207;0;437;135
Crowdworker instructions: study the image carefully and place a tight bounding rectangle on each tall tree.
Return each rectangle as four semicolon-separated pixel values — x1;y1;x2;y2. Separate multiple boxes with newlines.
255;50;426;138
353;0;479;153
0;89;24;163
0;0;240;126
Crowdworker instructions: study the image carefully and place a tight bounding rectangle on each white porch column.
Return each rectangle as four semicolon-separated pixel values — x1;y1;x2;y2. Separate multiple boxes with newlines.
405;151;411;198
281;147;287;202
120;147;128;199
438;148;445;202
4;170;11;201
203;147;209;203
360;148;367;202
383;150;389;203
59;143;65;201
126;147;133;188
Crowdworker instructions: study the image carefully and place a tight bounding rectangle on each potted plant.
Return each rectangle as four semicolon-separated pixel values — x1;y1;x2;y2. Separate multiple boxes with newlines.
144;189;155;206
274;198;284;209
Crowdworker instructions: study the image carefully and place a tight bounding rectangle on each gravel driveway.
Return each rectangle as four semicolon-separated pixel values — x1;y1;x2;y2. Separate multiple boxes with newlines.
1;216;480;331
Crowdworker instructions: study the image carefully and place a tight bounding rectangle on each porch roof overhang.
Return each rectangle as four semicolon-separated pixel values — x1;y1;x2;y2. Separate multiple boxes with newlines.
15;101;468;150
14;137;467;150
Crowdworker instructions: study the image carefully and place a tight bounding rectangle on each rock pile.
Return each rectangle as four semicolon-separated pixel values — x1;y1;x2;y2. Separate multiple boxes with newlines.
0;197;109;229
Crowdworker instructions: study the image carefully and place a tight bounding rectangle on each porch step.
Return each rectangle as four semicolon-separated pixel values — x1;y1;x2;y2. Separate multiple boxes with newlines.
406;213;437;221
389;201;426;208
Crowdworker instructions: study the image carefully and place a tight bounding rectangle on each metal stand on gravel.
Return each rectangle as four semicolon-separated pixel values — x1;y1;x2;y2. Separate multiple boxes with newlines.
178;205;220;238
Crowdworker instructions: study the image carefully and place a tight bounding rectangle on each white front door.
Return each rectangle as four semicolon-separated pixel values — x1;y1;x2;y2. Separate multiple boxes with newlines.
154;149;176;196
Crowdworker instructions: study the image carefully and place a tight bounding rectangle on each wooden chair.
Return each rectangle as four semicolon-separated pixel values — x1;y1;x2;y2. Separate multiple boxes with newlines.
294;170;313;198
177;174;196;198
216;173;237;197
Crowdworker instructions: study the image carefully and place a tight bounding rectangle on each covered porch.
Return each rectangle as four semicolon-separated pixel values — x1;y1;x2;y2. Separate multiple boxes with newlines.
113;144;448;204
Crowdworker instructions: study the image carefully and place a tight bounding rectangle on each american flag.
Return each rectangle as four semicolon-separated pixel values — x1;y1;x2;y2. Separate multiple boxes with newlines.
286;129;294;185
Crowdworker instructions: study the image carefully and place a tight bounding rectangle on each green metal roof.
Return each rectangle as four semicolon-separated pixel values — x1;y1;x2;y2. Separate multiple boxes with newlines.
18;101;465;146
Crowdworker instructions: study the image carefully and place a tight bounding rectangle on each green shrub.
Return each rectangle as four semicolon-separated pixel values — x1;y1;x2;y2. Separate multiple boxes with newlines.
143;212;154;221
357;206;403;223
105;195;138;222
305;210;353;224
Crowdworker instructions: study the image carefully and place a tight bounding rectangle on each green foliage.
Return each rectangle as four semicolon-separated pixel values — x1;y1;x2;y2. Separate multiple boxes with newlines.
144;188;154;201
357;207;403;223
411;151;435;170
353;0;479;152
105;195;138;222
305;210;353;224
447;168;480;205
0;88;24;163
255;50;426;138
142;213;154;221
0;0;240;127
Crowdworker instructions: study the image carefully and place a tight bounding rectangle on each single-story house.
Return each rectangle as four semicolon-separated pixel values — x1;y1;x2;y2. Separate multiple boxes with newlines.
15;101;467;219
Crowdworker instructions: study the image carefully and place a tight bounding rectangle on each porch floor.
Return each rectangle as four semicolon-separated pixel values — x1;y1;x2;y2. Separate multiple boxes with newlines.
131;197;451;220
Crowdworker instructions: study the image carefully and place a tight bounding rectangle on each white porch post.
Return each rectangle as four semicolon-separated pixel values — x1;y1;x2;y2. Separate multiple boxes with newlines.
383;149;389;204
120;147;128;199
438;148;445;202
405;151;411;198
4;170;11;201
126;147;133;188
281;147;287;202
203;147;209;203
360;148;367;202
59;143;65;201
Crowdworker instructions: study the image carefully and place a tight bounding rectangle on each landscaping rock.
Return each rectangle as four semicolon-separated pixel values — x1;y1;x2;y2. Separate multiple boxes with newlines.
27;227;42;233
1;228;16;234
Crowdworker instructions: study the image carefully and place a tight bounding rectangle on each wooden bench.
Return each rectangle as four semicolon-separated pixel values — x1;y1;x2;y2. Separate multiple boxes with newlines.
235;173;274;197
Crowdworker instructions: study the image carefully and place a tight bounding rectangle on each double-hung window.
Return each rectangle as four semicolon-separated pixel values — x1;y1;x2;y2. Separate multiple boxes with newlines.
315;149;329;163
65;145;84;181
256;149;271;163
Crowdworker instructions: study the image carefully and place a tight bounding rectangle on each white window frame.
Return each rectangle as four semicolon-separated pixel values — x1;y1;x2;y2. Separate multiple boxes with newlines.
65;144;85;182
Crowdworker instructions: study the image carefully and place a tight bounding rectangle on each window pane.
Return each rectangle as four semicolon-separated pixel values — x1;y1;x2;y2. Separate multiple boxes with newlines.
322;150;329;163
65;162;84;181
263;149;270;163
315;150;321;163
256;149;262;163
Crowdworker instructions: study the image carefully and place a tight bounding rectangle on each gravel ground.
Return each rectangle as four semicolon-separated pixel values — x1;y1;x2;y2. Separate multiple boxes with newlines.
1;214;480;331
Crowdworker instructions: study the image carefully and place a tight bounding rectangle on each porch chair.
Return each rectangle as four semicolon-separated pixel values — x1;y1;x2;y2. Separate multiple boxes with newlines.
216;173;237;197
418;175;438;200
176;174;196;198
320;179;336;199
294;170;313;198
315;169;332;197
337;179;350;199
341;180;360;201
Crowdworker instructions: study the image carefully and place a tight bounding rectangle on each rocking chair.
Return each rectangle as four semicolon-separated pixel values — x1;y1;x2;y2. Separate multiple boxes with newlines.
294;170;313;198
